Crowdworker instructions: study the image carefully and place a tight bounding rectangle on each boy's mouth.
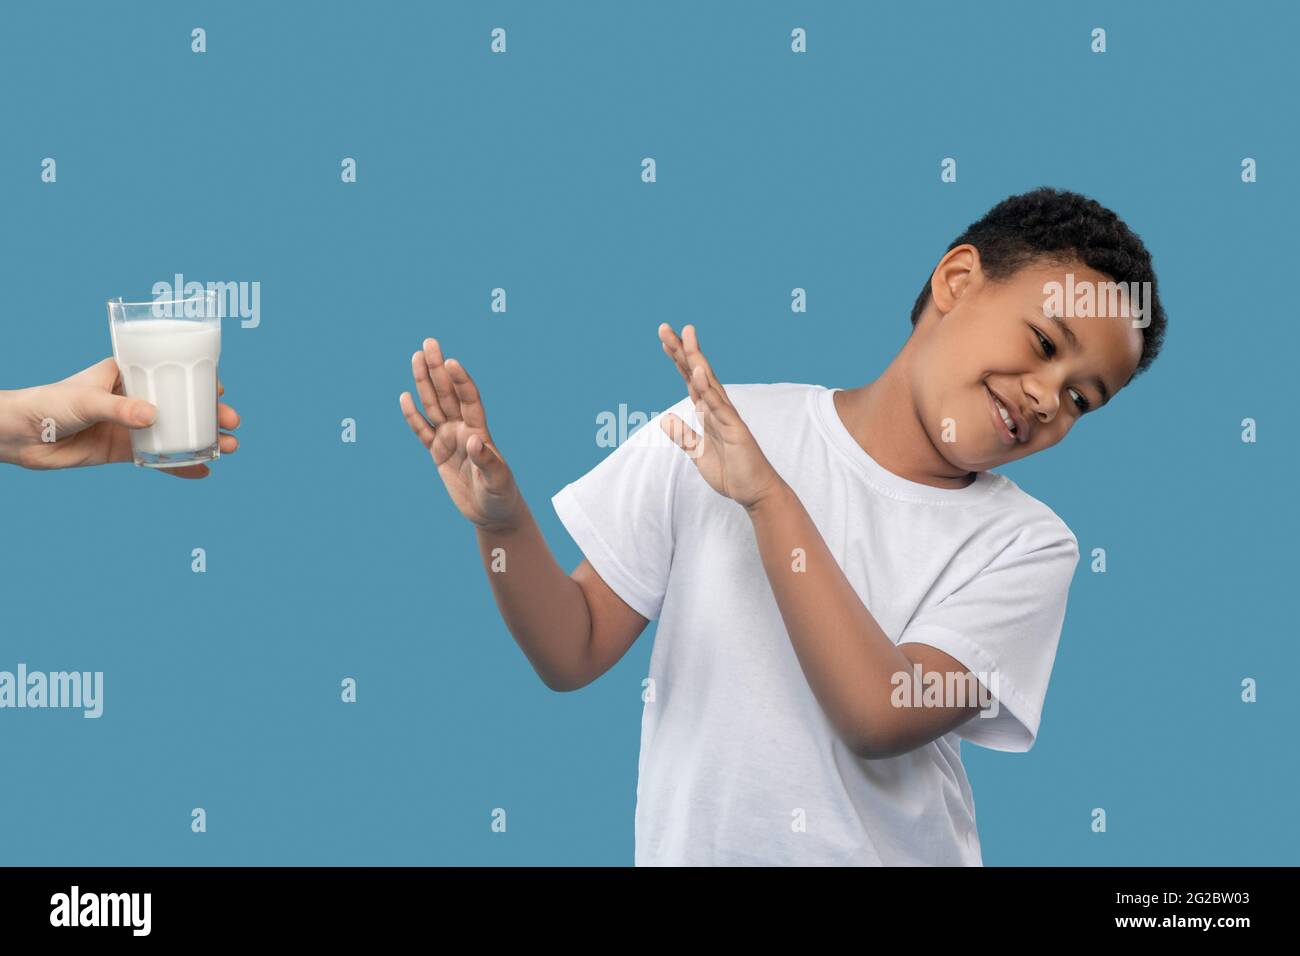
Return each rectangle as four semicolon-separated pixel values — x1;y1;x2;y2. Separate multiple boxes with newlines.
986;386;1026;445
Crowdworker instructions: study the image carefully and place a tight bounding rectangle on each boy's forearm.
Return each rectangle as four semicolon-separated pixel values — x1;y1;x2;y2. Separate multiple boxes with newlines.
474;497;594;692
745;481;915;756
0;388;34;464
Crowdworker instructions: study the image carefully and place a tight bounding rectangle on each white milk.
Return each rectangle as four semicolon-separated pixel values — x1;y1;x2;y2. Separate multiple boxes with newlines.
111;318;221;456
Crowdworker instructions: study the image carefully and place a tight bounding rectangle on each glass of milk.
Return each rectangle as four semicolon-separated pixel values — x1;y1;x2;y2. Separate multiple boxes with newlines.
107;290;222;468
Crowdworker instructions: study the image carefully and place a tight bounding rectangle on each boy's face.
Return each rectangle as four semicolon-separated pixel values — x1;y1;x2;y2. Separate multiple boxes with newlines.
913;247;1145;473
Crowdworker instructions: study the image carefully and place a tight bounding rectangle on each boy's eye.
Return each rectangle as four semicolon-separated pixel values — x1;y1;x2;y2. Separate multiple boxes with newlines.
1033;327;1091;413
1033;328;1056;358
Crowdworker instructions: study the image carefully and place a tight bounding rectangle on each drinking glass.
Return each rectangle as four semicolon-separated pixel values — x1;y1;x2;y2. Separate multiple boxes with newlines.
107;290;222;468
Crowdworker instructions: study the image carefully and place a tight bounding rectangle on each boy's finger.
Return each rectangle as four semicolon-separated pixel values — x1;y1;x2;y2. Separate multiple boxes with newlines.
444;358;491;432
660;412;703;457
698;367;740;419
466;433;510;490
658;322;689;369
693;370;738;426
681;325;732;406
411;349;447;425
399;391;436;448
661;341;698;399
658;325;699;400
422;338;464;423
681;326;726;392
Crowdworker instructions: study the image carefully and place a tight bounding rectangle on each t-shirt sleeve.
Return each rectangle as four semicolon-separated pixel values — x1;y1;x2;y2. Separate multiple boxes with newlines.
550;396;694;621
895;518;1081;753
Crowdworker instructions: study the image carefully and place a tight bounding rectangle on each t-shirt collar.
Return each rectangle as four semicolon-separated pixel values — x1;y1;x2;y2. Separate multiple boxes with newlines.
813;386;998;504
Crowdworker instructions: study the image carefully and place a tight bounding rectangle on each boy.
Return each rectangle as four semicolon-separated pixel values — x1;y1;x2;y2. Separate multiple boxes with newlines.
398;187;1166;865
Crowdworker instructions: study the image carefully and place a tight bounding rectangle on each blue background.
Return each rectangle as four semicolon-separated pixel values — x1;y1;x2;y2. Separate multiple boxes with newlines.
1;0;1295;865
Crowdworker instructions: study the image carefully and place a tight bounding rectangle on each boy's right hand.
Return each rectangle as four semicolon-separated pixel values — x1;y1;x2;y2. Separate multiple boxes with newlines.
399;338;523;533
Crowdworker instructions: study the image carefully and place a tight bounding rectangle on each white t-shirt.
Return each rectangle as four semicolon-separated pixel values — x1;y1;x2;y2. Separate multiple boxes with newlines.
551;383;1080;866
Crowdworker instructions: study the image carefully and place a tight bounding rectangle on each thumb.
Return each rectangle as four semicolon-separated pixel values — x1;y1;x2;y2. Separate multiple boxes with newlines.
466;433;509;488
660;413;706;461
71;387;156;429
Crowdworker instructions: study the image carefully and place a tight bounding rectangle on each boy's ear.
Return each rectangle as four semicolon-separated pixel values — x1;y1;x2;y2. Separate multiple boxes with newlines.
930;243;982;316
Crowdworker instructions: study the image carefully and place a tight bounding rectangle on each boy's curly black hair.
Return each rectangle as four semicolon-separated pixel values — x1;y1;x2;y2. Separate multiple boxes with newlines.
910;187;1166;379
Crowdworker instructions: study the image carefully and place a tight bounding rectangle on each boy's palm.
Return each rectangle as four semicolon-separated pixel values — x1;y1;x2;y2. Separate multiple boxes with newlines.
431;418;516;525
662;389;770;505
657;323;783;510
399;339;521;531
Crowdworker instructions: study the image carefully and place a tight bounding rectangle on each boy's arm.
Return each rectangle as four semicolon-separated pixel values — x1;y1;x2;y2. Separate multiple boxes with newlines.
474;499;650;692
745;483;984;759
399;339;648;693
654;323;984;759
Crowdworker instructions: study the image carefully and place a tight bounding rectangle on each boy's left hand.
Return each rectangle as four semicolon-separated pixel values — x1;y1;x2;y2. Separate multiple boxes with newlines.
657;323;785;512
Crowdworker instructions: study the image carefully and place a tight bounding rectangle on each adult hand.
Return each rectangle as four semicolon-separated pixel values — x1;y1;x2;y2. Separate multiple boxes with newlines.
0;356;240;478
